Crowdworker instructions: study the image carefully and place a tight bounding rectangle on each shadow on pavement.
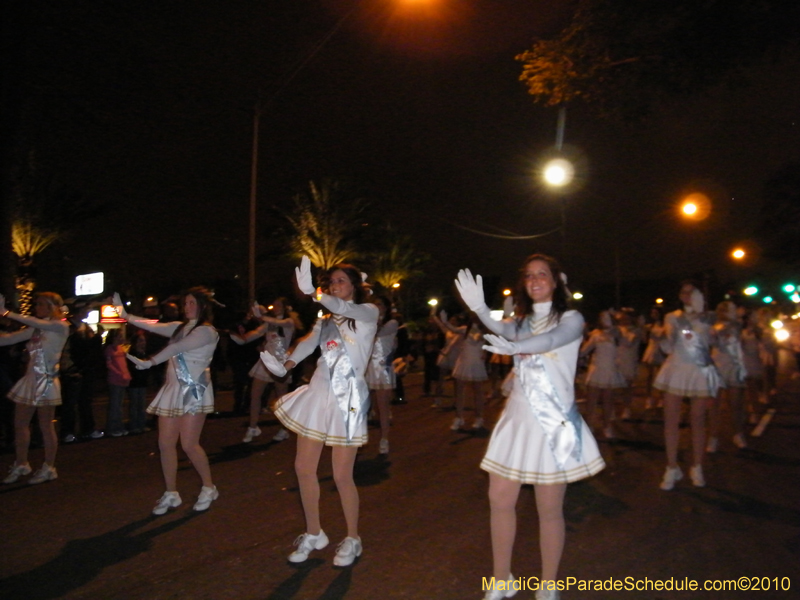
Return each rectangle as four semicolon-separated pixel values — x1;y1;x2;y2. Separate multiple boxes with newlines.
0;513;199;600
563;479;630;524
690;487;800;527
266;558;325;599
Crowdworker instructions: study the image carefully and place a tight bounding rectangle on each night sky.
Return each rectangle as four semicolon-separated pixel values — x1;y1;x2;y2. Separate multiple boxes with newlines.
17;0;800;313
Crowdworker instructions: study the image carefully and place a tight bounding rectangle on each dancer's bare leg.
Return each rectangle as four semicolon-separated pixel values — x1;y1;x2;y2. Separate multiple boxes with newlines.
295;435;325;534
178;413;212;487
690;397;707;467
663;393;682;468
37;406;58;465
488;473;522;581
376;388;392;441
332;445;360;538
249;378;268;429
535;483;567;583
13;404;36;465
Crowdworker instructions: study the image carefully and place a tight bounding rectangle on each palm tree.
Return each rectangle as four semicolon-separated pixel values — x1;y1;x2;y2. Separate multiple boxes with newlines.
282;179;369;269
11;219;59;314
368;227;428;294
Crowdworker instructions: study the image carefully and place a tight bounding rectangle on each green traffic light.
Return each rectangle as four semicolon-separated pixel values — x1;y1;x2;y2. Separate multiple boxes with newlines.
783;284;796;293
744;286;758;296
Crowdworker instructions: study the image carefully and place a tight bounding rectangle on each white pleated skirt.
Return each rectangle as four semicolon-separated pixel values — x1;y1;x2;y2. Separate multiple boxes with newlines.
274;359;368;447
653;357;719;398
8;369;62;407
481;387;605;485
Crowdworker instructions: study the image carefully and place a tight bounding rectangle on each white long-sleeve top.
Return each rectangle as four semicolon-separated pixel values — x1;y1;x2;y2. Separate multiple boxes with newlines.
476;302;584;407
287;294;378;378
0;314;70;376
126;315;218;369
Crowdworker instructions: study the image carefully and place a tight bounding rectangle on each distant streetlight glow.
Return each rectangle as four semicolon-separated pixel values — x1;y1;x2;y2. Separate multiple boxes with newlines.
427;298;438;307
679;192;711;221
502;289;512;296
775;328;790;342
744;286;758;296
771;319;783;330
655;298;663;305
763;296;773;303
783;284;796;293
792;293;800;303
731;248;745;260
392;282;401;289
542;158;574;187
572;292;583;300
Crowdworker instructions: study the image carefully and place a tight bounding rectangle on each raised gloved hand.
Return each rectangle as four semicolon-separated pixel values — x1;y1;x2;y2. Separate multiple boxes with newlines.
260;350;287;377
439;309;448;324
112;292;128;319
454;269;486;313
251;301;263;319
126;354;153;370
295;256;316;296
482;334;520;356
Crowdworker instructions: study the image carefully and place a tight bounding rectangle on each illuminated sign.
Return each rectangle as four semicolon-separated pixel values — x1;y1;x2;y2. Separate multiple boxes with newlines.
75;272;104;296
100;305;124;323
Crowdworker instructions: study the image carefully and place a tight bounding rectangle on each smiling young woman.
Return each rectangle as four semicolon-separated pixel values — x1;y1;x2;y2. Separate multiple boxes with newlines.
0;292;70;485
114;287;220;515
456;254;605;600
259;257;379;568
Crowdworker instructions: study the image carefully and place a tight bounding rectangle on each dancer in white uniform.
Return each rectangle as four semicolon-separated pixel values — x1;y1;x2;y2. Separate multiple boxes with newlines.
436;312;488;430
114;288;220;514
615;309;643;420
709;301;747;450
641;307;666;409
456;255;605;600
231;298;296;443
260;257;378;568
580;311;625;439
365;295;398;455
1;292;69;485
653;283;721;490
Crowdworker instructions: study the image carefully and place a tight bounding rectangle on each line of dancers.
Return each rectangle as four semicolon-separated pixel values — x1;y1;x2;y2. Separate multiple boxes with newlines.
0;253;785;600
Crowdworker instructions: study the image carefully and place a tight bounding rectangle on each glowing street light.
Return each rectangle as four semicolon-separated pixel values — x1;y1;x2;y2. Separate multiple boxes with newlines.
744;286;758;296
542;158;575;188
427;298;438;307
731;248;746;260
502;289;512;296
392;282;401;289
655;298;663;305
679;192;711;221
572;292;583;300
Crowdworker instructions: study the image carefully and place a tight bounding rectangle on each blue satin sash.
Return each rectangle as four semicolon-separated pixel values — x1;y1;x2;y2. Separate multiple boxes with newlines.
321;317;369;441
675;313;722;395
175;354;210;415
29;330;57;404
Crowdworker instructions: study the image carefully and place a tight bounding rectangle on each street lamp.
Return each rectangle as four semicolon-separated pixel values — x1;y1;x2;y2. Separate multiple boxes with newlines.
731;248;746;260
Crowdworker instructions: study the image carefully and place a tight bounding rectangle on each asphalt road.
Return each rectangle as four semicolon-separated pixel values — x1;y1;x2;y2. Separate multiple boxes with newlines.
1;357;799;600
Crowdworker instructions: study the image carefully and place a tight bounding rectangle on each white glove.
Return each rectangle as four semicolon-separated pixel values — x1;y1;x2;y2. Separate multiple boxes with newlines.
439;309;448;323
112;292;128;319
251;301;263;319
0;294;6;314
295;256;316;296
230;333;245;345
454;269;486;313
260;351;287;377
482;334;520;356
126;354;153;370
